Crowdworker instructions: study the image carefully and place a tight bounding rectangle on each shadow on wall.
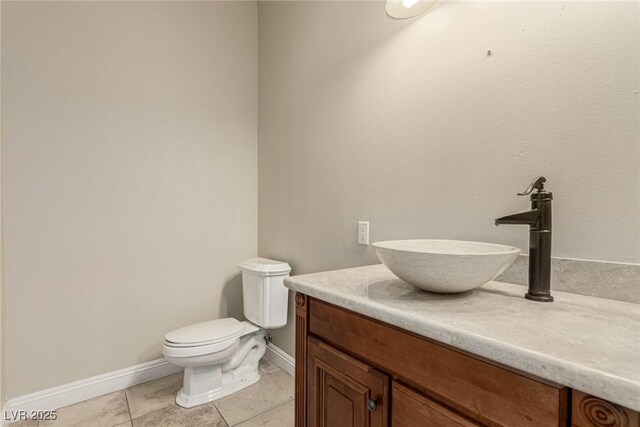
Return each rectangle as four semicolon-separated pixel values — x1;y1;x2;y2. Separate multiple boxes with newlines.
130;274;245;368
220;274;245;321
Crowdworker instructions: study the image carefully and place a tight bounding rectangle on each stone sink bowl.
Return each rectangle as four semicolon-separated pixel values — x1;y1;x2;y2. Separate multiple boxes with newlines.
371;239;521;293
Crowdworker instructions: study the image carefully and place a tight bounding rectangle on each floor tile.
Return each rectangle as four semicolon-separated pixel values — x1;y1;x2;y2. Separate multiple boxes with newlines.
115;422;133;427
132;402;226;427
125;373;183;419
235;401;294;427
267;370;294;400
258;359;279;375
9;420;39;427
39;391;130;427
214;376;292;426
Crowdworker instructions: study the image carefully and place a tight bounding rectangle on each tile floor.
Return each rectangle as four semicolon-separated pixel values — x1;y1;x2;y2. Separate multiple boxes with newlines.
13;360;294;427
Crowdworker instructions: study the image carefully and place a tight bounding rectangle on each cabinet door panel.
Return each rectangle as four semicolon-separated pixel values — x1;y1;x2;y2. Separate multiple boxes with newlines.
322;374;366;427
308;336;389;427
392;382;481;427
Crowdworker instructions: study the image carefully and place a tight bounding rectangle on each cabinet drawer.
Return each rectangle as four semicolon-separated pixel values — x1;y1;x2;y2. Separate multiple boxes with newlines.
393;382;480;427
309;298;568;426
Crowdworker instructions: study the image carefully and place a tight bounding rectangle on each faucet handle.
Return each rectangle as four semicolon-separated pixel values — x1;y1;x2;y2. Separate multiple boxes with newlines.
518;176;546;196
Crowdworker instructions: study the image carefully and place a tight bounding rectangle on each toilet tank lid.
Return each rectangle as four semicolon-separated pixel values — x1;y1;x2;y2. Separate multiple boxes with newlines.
165;318;244;346
238;257;291;276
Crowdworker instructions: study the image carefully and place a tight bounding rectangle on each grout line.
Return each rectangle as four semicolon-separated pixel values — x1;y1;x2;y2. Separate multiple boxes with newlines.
123;389;133;425
126;374;184;422
130;405;169;423
214;375;285;427
211;401;230;427
229;398;293;427
129;402;174;423
212;395;230;426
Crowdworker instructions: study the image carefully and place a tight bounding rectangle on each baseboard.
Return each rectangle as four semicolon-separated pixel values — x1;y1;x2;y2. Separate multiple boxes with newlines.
3;359;183;419
265;342;295;377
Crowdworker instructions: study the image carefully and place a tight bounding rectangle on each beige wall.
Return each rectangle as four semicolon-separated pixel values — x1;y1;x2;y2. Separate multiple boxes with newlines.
258;1;640;356
2;0;638;397
2;1;258;398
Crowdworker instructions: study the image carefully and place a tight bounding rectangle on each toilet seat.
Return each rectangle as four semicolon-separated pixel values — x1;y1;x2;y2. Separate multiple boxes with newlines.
165;318;244;347
163;318;245;358
163;337;240;358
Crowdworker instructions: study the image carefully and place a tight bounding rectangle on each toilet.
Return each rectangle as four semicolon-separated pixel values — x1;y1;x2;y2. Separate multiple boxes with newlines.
162;257;291;408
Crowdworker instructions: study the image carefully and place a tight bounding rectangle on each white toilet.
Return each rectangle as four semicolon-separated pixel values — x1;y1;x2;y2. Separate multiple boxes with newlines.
162;257;291;408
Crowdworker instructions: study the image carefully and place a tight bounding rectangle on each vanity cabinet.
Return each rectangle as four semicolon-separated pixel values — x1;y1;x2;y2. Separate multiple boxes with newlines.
295;292;639;427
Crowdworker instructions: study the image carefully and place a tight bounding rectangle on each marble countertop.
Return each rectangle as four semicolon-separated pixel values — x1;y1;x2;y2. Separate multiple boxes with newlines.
285;264;640;411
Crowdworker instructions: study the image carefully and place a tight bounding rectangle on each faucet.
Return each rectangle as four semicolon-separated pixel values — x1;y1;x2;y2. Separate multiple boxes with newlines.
495;176;553;302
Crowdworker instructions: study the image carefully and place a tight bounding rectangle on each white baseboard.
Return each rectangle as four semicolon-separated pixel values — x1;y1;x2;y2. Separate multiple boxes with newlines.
3;345;293;422
3;359;183;418
265;343;295;377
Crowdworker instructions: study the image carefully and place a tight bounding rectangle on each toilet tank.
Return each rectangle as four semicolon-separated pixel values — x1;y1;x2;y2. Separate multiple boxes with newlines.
238;257;291;329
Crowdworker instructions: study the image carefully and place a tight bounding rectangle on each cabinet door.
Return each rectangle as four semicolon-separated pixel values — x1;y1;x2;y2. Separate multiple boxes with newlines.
392;382;481;427
307;336;389;427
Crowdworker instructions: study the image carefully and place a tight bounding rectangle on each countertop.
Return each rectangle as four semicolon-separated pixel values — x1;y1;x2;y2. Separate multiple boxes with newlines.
284;264;640;411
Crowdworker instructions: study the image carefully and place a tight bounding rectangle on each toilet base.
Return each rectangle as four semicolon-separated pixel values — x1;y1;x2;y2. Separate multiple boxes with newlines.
173;326;267;409
175;370;261;408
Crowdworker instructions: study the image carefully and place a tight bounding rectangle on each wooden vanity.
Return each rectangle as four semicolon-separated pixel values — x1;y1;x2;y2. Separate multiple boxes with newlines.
294;293;639;427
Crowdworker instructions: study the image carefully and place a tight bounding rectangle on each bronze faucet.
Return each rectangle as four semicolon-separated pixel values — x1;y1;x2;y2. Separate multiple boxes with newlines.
495;177;553;302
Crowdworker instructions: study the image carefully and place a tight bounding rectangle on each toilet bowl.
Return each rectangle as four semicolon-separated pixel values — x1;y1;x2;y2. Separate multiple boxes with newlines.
162;258;291;408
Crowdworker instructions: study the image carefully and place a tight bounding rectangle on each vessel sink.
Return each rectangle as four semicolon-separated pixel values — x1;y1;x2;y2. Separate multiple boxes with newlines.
371;239;520;293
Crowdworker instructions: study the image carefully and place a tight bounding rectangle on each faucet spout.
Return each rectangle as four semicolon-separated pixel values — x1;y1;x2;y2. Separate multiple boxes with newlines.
494;176;554;302
494;210;540;227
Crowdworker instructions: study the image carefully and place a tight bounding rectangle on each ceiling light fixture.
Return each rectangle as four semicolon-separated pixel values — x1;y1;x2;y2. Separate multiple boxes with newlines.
386;0;437;19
